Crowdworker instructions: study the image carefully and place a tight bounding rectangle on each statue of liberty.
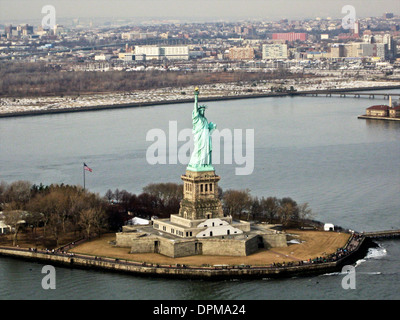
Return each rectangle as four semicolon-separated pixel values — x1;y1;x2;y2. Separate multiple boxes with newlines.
187;87;217;171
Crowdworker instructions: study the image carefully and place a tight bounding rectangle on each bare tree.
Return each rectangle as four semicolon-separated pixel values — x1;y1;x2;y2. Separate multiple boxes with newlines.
114;188;121;203
222;189;252;220
260;197;279;222
277;201;298;227
0;181;8;209
250;197;262;221
298;202;315;228
79;207;106;239
3;209;25;246
47;210;63;247
3;180;31;209
104;189;114;203
143;183;183;206
24;211;44;238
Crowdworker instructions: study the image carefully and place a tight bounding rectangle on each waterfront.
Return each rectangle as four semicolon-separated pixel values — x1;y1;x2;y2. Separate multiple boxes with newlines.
0;91;399;299
0;242;395;300
1;81;399;118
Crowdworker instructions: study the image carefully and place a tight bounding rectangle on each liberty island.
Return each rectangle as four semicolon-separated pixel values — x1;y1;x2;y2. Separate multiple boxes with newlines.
116;88;287;257
0;89;396;282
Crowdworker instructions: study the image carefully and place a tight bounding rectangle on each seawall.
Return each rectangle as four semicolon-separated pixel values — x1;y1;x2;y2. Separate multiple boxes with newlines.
0;235;375;280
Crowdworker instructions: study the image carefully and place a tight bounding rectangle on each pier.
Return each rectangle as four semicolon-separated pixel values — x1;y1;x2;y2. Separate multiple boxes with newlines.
362;229;400;240
300;91;400;100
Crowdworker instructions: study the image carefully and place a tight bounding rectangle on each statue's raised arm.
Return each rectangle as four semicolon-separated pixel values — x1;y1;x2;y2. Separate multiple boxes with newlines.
193;87;199;114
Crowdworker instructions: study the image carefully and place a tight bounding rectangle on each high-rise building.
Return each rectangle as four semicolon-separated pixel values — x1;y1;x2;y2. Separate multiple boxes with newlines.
4;25;16;38
344;43;375;57
262;44;288;59
330;44;346;58
375;43;388;60
364;33;397;60
5;24;34;38
272;32;307;42
382;34;397;60
53;25;66;36
352;21;360;37
383;13;394;19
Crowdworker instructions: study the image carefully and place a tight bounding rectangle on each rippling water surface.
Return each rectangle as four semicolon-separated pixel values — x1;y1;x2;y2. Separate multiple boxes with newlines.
0;91;399;299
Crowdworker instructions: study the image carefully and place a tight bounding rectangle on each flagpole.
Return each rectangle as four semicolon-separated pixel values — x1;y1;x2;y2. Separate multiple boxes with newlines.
83;163;86;191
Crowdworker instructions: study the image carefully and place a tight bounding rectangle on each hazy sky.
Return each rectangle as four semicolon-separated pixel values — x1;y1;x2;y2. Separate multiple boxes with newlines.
0;0;399;23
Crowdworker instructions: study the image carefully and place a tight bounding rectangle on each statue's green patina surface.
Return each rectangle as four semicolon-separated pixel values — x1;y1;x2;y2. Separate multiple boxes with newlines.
187;88;217;172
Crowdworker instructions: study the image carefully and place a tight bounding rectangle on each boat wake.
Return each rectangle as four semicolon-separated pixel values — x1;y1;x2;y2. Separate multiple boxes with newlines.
322;244;387;277
355;244;387;267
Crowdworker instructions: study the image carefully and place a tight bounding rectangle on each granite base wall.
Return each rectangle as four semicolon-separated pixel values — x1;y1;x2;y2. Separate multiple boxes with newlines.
127;235;265;258
120;229;287;258
129;239;156;254
262;233;287;249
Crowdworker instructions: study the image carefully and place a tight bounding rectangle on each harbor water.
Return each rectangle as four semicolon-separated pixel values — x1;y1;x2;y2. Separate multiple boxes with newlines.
0;91;399;299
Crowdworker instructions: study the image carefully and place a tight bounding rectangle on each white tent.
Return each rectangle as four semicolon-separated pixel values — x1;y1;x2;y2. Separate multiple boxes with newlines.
324;223;335;231
128;217;150;225
0;220;10;234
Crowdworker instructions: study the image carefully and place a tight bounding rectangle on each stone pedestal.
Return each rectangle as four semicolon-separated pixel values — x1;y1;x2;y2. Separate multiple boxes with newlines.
179;169;224;220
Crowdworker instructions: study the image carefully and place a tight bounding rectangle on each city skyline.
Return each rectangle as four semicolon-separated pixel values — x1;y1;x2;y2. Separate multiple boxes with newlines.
0;0;399;24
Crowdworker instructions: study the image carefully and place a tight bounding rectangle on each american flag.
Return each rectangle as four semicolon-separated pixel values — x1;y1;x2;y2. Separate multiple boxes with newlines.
84;163;93;172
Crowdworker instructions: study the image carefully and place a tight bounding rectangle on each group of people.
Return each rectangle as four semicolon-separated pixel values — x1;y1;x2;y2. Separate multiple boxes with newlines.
27;247;76;257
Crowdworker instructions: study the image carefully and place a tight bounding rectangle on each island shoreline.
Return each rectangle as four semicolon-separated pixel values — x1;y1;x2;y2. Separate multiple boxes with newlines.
0;234;377;280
